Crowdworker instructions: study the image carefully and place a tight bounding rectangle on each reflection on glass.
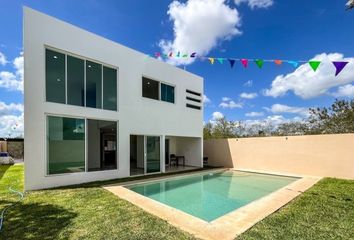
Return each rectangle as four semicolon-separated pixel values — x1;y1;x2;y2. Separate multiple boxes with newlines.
103;66;117;110
86;60;102;108
146;136;160;173
46;49;66;104
161;83;175;103
142;77;159;100
47;116;85;174
67;55;85;106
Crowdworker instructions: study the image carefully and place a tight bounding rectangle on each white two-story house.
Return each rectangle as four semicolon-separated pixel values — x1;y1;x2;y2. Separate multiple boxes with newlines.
24;7;203;190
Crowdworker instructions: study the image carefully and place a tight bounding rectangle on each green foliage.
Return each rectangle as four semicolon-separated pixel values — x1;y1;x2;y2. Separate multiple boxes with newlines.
308;99;354;134
238;178;354;240
0;165;194;240
204;99;354;139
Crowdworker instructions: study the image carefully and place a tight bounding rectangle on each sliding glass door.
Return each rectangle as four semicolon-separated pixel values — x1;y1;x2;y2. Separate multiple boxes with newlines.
145;136;160;174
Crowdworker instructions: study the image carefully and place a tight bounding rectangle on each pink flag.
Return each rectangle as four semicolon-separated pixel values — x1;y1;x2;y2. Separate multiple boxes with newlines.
241;59;248;68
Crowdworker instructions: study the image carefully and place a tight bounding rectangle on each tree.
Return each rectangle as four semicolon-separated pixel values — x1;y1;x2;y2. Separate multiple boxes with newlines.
203;122;213;140
212;117;237;139
308;99;354;134
274;122;309;136
346;0;354;10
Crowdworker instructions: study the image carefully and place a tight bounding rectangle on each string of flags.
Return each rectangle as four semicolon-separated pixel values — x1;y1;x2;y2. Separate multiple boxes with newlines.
149;52;350;76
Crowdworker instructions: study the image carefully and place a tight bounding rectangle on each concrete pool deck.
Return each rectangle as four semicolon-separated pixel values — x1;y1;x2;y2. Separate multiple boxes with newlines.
103;169;321;240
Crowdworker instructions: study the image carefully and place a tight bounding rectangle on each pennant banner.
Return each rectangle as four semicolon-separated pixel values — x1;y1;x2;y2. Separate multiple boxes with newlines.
333;61;349;76
148;52;350;77
255;59;264;69
228;59;236;68
274;60;282;65
287;61;299;68
309;61;321;72
241;59;248;68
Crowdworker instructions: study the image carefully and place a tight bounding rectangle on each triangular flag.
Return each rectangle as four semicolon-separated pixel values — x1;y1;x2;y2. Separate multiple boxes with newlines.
241;59;248;68
182;53;188;58
176;51;180;57
332;61;349;76
287;61;299;68
190;52;196;58
274;60;282;65
208;58;215;64
228;59;236;68
169;52;173;57
254;59;264;69
309;61;321;72
217;58;224;64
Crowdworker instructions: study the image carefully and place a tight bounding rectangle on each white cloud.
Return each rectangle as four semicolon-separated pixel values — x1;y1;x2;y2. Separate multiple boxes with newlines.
0;52;23;92
0;102;23;116
203;94;211;104
244;115;300;128
264;53;354;99
0;102;24;138
243;80;253;87
159;0;242;65
234;0;274;9
0;113;24;138
212;111;224;120
332;84;354;98
0;51;7;65
245;111;264;117
219;97;243;109
240;92;258;99
264;104;310;117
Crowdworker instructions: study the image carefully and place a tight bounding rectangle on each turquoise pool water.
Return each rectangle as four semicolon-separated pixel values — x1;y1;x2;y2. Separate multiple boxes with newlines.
127;171;298;222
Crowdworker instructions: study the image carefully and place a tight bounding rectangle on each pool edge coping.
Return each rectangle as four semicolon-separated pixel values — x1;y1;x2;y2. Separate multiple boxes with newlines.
103;170;322;240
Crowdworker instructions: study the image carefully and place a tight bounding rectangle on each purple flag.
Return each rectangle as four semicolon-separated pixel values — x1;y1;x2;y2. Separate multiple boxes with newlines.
332;61;349;76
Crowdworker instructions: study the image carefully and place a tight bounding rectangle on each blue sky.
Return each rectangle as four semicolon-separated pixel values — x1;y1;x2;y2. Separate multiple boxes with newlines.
0;0;354;137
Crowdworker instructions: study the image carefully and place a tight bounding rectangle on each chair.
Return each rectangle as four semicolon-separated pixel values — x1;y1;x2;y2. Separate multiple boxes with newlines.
170;154;177;166
203;157;208;167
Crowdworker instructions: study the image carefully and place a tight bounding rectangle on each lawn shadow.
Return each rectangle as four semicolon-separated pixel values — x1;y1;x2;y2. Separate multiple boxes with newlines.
0;164;12;180
0;200;77;240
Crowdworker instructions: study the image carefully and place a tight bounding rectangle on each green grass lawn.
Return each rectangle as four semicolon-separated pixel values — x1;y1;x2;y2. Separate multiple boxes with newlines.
0;164;353;240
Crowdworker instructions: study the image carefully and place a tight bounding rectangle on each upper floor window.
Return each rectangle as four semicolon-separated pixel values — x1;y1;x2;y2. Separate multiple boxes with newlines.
161;83;175;103
45;48;117;111
142;77;175;104
46;49;66;104
142;77;159;100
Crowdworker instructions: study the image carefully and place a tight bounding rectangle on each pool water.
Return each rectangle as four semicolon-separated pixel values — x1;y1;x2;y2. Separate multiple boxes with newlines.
127;171;298;222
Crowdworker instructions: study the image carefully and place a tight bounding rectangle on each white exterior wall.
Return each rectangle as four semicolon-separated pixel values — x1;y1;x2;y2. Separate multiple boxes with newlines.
24;7;203;190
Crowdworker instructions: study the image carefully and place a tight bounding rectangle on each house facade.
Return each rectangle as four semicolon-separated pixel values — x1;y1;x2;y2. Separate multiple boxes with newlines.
24;8;203;190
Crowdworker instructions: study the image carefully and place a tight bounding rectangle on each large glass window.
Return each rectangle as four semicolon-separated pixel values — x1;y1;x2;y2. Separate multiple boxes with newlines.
142;77;159;100
67;55;85;106
161;83;175;103
47;116;85;174
45;48;118;111
146;136;160;173
46;49;66;104
87;120;117;171
86;61;102;108
103;66;117;111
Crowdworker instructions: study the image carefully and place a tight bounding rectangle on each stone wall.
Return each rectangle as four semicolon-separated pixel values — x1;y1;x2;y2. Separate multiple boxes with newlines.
7;141;24;159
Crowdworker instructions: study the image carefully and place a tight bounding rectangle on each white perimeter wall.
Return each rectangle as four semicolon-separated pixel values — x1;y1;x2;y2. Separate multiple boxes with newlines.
24;7;203;190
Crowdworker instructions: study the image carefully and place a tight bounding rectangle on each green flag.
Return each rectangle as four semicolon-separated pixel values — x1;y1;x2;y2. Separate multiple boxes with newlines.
255;59;264;69
309;61;321;72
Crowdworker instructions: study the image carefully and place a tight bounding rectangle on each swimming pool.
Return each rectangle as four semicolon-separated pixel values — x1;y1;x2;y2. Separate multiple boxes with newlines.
127;170;298;222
